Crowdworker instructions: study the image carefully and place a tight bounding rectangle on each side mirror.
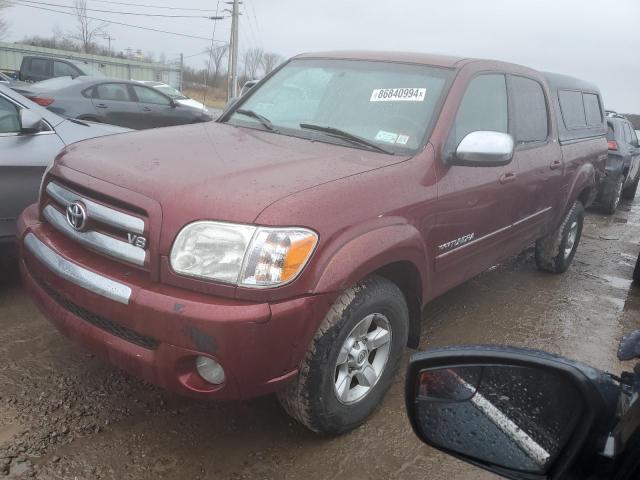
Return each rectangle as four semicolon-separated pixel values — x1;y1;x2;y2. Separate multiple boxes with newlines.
405;347;612;479
451;131;514;167
20;109;44;134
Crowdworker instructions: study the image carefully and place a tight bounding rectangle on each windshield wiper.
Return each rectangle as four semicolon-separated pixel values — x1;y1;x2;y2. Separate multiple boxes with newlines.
299;123;394;155
235;109;278;132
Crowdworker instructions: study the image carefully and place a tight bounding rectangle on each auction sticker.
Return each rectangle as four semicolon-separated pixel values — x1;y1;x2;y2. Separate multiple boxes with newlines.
375;130;399;144
370;88;426;102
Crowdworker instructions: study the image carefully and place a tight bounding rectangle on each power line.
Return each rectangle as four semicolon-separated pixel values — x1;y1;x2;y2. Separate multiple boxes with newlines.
15;0;222;19
12;2;229;42
89;0;220;12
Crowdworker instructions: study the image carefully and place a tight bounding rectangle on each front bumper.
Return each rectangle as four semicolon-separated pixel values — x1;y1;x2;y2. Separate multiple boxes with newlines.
18;204;335;400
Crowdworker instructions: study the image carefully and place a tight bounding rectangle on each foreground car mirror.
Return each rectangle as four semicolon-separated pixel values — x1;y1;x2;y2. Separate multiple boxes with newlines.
405;347;614;479
19;109;45;134
452;131;514;167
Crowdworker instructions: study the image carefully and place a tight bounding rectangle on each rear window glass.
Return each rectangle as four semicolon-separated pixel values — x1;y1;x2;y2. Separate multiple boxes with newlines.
583;93;602;126
559;90;586;128
511;76;548;143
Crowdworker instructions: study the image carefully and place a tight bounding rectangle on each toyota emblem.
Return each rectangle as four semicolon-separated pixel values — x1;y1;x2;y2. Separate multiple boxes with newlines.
66;202;87;231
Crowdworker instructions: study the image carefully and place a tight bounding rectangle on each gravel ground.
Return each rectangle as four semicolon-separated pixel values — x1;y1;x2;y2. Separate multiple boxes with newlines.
1;197;639;479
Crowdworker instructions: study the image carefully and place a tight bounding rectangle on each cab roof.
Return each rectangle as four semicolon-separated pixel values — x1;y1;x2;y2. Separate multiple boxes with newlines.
294;51;469;68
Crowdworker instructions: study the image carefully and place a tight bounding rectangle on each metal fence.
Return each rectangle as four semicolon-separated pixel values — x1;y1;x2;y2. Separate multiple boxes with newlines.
0;42;183;89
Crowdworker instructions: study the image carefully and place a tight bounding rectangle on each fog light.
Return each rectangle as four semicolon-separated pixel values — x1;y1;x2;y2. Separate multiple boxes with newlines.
195;356;225;385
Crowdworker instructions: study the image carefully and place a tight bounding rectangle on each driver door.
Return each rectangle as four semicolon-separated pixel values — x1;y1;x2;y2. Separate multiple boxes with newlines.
0;93;64;241
432;74;518;294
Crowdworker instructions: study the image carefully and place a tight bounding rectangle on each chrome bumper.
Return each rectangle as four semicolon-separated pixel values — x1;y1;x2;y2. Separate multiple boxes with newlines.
24;233;132;305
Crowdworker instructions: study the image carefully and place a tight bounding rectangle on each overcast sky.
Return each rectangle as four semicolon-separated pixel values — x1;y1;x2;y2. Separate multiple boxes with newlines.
3;0;639;111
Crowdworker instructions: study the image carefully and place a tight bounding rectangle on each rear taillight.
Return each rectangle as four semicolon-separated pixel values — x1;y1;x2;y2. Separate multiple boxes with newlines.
27;96;54;107
608;140;618;151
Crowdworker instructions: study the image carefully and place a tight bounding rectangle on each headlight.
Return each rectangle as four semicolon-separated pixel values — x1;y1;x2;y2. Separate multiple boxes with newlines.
170;221;318;287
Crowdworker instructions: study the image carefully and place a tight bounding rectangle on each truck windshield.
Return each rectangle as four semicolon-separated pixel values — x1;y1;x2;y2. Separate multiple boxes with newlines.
226;58;452;154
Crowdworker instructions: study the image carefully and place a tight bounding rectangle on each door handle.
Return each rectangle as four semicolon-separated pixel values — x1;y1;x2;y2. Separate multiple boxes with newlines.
550;160;562;170
95;103;108;109
499;172;517;184
143;106;152;112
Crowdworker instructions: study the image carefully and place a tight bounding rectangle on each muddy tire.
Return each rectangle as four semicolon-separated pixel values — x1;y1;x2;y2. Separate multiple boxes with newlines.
601;175;624;215
535;201;584;274
277;275;408;435
622;175;639;200
634;253;640;284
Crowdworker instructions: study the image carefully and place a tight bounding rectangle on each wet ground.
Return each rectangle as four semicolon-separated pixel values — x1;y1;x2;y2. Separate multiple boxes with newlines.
1;198;640;480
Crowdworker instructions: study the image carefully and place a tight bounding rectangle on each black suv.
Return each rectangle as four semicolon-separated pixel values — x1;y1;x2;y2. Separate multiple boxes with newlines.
598;112;640;213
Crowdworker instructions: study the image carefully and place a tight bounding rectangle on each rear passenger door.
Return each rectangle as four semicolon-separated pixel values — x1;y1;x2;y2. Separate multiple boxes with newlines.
508;75;563;242
90;83;140;128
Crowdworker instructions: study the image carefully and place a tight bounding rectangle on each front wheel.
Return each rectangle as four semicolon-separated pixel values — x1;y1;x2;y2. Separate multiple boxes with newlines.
277;275;408;435
535;201;584;273
633;252;640;284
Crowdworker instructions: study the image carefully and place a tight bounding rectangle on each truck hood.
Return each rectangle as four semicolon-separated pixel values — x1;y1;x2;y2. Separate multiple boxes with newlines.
58;122;406;225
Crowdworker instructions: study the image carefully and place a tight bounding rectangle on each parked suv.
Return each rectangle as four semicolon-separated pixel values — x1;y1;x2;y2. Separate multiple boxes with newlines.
597;112;640;213
17;52;607;435
18;56;104;83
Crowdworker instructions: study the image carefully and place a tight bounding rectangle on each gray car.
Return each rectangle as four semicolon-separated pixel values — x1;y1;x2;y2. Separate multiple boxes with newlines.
18;76;212;130
0;83;130;245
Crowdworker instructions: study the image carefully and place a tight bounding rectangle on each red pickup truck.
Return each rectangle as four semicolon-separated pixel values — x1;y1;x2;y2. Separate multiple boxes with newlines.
17;51;607;435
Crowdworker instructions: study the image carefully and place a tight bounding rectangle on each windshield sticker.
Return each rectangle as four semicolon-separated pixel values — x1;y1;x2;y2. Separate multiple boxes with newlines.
370;88;426;102
396;135;410;145
375;130;399;144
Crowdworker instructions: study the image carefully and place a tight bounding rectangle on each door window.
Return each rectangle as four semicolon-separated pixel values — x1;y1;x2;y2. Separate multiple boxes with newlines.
558;90;586;128
452;74;508;147
132;86;171;105
510;76;549;144
53;61;79;78
27;58;49;77
0;96;20;134
95;83;132;102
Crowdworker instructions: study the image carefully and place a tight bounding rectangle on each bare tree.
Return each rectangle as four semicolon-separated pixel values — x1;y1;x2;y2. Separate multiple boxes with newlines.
207;44;228;81
261;52;284;75
242;47;264;80
70;0;107;53
0;1;11;40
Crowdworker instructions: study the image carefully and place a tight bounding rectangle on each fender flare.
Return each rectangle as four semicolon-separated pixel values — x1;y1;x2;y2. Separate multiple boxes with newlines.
566;162;596;209
312;223;430;348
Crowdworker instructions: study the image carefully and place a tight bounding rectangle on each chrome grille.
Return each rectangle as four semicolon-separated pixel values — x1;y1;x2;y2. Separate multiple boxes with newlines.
44;182;147;267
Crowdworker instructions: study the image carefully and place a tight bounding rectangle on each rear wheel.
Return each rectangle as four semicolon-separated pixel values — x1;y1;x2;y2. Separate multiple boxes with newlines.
633;252;640;284
535;201;584;273
622;175;639;200
277;275;408;435
601;175;624;214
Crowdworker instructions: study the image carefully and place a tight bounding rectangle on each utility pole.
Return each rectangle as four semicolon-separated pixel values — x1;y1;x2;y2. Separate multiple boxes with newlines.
226;0;241;100
101;33;115;55
179;53;184;91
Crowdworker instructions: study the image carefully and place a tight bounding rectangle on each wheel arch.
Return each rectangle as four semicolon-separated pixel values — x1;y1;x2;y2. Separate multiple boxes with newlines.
312;223;430;349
